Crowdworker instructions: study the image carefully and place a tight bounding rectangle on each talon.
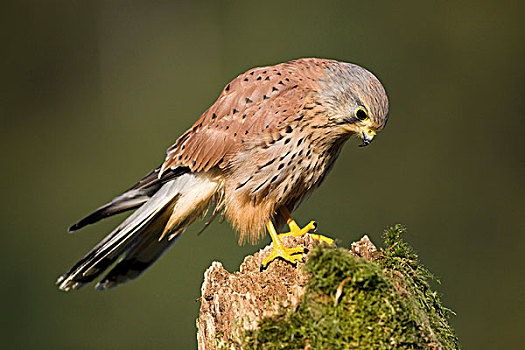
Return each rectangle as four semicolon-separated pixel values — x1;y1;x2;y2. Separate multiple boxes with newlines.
310;233;335;245
278;220;318;239
277;207;334;245
262;221;307;268
262;210;335;268
261;245;305;268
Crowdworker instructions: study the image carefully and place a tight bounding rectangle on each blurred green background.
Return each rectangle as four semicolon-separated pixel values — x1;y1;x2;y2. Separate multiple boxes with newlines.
1;0;523;349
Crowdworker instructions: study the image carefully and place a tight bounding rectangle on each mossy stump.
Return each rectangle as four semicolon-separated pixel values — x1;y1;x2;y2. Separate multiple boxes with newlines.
197;225;460;349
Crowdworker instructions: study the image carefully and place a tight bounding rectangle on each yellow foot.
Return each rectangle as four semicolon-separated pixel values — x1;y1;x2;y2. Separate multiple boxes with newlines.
309;232;334;245
278;220;317;239
261;220;308;269
261;212;336;269
278;218;335;245
260;244;306;269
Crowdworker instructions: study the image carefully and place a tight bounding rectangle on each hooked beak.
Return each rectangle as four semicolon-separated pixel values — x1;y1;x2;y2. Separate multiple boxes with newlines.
358;128;376;147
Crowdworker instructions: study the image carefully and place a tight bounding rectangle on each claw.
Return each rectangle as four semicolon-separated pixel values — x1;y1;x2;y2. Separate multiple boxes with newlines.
262;220;308;269
278;217;334;245
261;210;335;269
261;244;305;269
278;220;317;239
309;233;334;245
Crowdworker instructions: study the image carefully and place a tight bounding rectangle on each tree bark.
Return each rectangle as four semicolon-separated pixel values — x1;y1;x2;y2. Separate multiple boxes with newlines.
196;235;377;350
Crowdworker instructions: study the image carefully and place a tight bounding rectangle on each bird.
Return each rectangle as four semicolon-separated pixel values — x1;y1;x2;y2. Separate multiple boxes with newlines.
57;58;389;291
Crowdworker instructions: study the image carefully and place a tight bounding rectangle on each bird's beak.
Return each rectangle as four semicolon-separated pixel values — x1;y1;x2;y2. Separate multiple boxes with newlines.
359;128;376;147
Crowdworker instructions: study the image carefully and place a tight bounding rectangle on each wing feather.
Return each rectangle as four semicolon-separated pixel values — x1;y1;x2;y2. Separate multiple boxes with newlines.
160;59;326;176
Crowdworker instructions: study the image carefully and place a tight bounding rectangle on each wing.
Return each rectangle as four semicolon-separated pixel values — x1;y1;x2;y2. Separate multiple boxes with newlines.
160;58;326;175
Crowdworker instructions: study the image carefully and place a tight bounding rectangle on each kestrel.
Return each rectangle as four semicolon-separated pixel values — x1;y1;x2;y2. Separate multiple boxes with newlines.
57;58;389;291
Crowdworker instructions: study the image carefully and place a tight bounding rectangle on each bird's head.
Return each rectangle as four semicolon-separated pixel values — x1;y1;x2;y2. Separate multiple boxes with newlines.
318;61;389;147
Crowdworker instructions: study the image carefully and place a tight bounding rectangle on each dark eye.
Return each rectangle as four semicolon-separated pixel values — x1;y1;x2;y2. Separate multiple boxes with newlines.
355;107;369;121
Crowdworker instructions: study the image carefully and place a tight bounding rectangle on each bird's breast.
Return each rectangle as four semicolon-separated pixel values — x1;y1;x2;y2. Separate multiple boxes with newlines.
220;120;346;242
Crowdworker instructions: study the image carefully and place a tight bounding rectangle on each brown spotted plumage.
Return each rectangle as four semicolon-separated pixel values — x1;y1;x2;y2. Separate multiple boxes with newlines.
57;58;389;291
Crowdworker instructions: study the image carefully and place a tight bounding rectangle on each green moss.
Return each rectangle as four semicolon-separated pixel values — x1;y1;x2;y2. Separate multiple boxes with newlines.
243;225;460;349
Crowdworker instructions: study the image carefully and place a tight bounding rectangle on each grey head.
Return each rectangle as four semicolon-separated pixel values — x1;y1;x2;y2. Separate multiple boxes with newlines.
318;61;389;146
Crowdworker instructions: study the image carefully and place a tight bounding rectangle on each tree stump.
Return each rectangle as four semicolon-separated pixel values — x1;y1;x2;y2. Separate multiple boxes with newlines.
196;235;377;349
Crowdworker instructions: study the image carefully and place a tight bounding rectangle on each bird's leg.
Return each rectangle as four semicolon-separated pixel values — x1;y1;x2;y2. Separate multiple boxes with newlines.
260;220;306;269
278;207;334;245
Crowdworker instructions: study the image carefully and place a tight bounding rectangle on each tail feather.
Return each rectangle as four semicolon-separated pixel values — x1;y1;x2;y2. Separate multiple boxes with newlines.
95;174;221;290
57;172;219;291
95;204;178;290
68;167;189;233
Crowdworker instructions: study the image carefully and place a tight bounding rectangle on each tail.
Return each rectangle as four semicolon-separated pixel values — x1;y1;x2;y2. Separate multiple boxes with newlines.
57;171;219;291
67;167;187;233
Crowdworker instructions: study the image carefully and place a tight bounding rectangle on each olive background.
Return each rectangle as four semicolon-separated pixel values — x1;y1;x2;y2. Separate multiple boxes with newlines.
2;1;523;349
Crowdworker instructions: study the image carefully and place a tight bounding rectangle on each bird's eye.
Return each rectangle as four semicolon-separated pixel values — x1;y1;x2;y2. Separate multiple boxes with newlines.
355;107;369;121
